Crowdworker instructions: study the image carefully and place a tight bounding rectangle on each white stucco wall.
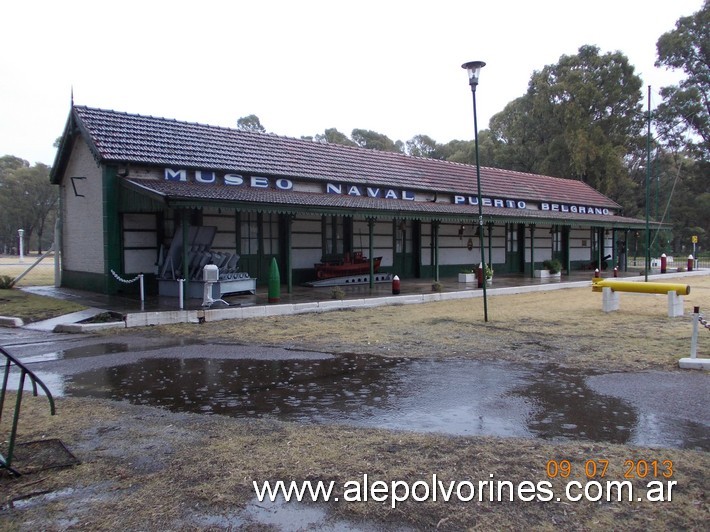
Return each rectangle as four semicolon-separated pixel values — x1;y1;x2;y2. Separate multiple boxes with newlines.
60;138;104;273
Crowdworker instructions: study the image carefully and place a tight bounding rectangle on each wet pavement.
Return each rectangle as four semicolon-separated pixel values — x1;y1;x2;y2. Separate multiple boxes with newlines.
5;337;708;451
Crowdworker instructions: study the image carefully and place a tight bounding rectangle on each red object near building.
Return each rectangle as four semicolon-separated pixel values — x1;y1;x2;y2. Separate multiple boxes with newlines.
314;251;382;279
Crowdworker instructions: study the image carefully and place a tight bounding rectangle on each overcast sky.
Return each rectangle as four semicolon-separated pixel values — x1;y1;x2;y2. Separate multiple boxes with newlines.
0;0;703;166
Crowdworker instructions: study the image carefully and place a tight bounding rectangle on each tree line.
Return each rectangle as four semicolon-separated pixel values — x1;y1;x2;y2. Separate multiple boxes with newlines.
2;3;706;258
0;156;56;255
242;2;708;256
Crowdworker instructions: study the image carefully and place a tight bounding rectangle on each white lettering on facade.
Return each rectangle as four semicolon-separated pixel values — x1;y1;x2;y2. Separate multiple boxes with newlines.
162;170;611;216
165;168;187;182
224;174;244;186
195;171;216;184
541;202;609;215
275;178;293;190
326;183;342;194
251;176;269;188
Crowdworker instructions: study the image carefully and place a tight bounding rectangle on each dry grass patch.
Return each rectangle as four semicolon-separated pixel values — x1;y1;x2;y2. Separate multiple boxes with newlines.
153;274;710;371
0;255;57;287
1;397;707;530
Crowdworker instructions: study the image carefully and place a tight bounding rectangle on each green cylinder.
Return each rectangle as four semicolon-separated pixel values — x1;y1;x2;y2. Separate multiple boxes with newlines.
268;257;281;303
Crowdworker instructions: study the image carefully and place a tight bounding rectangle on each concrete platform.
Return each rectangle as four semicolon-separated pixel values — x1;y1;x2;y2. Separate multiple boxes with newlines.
11;269;709;332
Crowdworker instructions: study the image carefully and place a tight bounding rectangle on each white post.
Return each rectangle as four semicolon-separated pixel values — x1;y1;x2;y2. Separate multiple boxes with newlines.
602;286;620;312
54;217;61;287
667;291;684;318
178;279;184;310
690;306;699;359
18;229;24;263
139;274;145;310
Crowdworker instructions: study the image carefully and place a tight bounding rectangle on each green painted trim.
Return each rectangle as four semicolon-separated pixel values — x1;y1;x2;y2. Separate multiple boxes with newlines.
119;185;164;212
61;270;107;293
103;166;121;294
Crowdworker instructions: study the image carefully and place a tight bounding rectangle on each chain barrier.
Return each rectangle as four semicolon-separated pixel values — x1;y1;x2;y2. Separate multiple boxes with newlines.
699;314;710;331
110;270;141;284
110;270;145;303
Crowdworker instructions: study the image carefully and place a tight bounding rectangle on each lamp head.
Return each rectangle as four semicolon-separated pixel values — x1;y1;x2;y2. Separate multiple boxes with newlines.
461;60;486;87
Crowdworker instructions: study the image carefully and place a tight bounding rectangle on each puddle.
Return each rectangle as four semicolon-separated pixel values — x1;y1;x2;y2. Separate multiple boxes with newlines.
6;339;707;450
51;353;708;450
16;340;203;364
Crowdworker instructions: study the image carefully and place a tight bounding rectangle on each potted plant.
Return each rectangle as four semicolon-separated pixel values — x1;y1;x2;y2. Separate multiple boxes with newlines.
534;259;562;278
485;264;494;284
458;268;477;283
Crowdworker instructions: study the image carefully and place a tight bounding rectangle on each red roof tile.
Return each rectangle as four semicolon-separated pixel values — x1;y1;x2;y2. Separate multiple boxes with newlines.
64;106;620;209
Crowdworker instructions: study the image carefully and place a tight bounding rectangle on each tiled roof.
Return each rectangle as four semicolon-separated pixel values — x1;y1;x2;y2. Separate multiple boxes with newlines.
124;178;646;228
61;106;620;209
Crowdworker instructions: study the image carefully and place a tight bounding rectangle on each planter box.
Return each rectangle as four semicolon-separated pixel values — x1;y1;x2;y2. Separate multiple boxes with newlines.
533;269;561;279
458;273;477;283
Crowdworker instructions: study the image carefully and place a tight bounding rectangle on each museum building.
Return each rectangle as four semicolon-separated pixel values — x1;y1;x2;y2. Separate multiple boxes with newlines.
50;105;648;297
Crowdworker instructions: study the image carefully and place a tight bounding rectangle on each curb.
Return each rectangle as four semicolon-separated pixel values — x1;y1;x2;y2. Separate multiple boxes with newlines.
53;321;127;333
0;316;24;328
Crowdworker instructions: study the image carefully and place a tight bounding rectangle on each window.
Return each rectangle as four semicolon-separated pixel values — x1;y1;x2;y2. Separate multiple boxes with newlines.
240;212;259;255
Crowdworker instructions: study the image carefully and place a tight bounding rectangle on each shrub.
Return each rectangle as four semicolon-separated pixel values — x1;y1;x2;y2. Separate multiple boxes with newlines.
330;286;346;299
542;259;562;274
0;275;15;289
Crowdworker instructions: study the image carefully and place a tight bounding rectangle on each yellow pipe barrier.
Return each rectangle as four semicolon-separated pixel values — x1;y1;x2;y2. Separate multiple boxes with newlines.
592;278;690;295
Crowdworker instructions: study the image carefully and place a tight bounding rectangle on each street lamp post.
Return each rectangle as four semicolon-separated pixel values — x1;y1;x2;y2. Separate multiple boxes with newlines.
462;60;488;322
18;228;24;263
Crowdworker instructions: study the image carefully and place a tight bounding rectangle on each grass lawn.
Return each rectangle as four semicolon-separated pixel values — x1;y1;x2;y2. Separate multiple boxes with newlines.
0;255;86;321
0;254;58;287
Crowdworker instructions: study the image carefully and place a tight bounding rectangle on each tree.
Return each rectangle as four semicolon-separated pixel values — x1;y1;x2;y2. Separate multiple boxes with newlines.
236;114;266;132
485;45;644;206
351;129;403;153
654;0;709;160
0;160;57;254
650;1;710;253
405;135;440;158
314;128;357;147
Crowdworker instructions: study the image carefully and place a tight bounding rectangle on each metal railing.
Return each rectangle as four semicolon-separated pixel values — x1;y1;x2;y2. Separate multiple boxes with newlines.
627;256;709;270
1;345;56;476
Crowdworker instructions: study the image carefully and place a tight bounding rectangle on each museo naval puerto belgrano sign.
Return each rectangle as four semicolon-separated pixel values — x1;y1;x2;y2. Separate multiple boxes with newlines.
163;168;611;215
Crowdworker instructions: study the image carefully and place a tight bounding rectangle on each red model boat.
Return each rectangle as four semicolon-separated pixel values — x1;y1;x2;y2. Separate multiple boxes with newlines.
314;251;382;279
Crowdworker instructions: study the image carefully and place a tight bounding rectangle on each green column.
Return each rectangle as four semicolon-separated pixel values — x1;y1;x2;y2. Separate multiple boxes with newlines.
529;225;535;278
432;221;440;282
286;215;293;294
182;215;189;298
598;228;603;272
487;223;493;273
565;226;571;275
102;166;121;294
368;218;375;289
